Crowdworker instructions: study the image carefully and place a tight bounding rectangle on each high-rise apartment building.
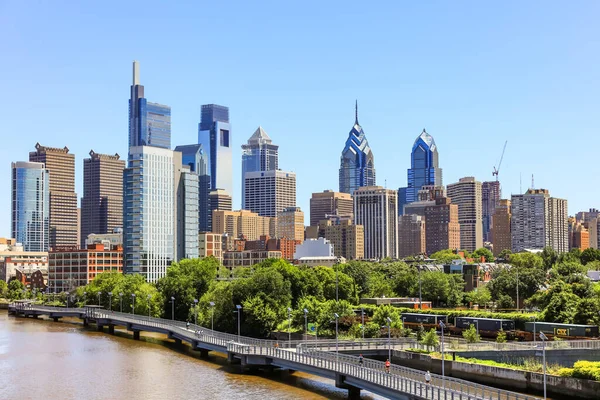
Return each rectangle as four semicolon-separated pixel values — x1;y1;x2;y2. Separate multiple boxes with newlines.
490;199;511;256
277;207;304;241
482;181;501;242
80;151;125;248
353;186;398;259
424;197;461;255
241;127;279;209
177;166;199;260
589;218;600;249
309;190;353;226
244;170;296;218
397;214;426;257
208;189;232;232
174;144;211;232
339;103;375;195
447;177;483;252
29;143;78;249
128;61;171;150
11;162;50;252
198;104;232;197
511;189;568;253
568;218;589;251
317;217;364;260
212;210;275;241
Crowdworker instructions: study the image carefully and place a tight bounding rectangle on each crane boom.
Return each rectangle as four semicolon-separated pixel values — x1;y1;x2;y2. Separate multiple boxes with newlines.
492;140;508;181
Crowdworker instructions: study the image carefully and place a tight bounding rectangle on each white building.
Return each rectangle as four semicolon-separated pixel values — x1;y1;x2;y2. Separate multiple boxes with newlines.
243;170;296;217
353;186;398;259
447;177;483;252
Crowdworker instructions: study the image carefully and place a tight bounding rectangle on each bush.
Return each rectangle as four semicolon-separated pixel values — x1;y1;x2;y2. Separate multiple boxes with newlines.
496;330;507;343
462;324;481;343
570;361;600;381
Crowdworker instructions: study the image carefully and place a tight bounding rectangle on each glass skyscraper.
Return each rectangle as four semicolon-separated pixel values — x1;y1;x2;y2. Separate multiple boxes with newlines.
174;144;211;232
198;104;233;197
339;103;376;195
11;162;50;251
241;126;279;209
404;129;442;205
129;61;171;150
177;166;199;260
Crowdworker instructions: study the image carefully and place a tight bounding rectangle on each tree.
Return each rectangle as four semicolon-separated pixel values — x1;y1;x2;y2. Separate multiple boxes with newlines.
581;248;600;265
430;249;462;265
462;324;480;343
496;294;515;309
420;328;439;351
509;252;544;270
465;287;491;309
313;266;355;303
446;274;465;307
8;279;25;300
416;323;425;341
498;249;512;261
372;305;401;328
472;248;494;263
0;280;8;298
366;273;394;298
540;247;558;270
419;271;450;303
496;330;507;343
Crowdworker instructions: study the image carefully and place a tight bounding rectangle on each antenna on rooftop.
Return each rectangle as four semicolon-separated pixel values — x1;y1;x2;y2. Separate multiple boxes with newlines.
531;174;534;190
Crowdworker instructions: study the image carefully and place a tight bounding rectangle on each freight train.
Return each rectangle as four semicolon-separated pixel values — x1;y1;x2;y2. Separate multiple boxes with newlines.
400;313;600;340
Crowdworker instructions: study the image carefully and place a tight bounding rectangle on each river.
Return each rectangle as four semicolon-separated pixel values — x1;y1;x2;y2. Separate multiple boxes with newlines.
0;310;385;400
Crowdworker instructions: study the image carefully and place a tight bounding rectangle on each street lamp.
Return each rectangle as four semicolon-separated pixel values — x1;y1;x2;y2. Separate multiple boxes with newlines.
418;265;423;309
170;296;175;321
131;293;136;315
335;266;339;302
235;305;242;342
147;294;152;320
539;331;548;399
209;301;215;331
119;292;123;313
287;307;292;346
193;299;198;326
334;313;340;364
386;316;392;362
97;291;102;307
108;292;112;312
439;320;446;388
303;308;308;339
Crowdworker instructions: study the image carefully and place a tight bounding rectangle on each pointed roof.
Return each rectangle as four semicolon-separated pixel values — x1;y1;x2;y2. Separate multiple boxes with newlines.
414;128;437;151
247;126;272;145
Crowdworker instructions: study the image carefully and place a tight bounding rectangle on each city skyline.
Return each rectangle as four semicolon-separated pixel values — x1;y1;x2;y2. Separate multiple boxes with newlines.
1;2;599;236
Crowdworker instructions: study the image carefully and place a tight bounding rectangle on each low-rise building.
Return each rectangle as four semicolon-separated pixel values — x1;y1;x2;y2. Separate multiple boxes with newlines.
296;256;344;267
198;232;223;263
15;267;47;291
0;238;48;282
223;250;282;269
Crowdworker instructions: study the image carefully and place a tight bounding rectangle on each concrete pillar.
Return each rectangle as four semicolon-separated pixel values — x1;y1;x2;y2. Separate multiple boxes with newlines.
53;317;60;322
133;330;140;340
108;325;115;334
347;386;361;399
174;338;182;345
83;319;89;327
97;325;104;332
199;349;209;358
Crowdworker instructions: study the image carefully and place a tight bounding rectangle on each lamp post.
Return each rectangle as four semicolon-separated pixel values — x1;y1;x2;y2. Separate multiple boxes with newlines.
418;265;423;309
386;317;392;362
532;315;537;344
147;294;152;320
516;269;519;311
193;299;198;327
334;313;340;365
287;307;292;346
361;308;365;340
97;291;102;307
439;320;446;388
131;293;136;315
108;292;112;312
119;292;123;313
303;308;308;339
235;305;242;342
170;296;175;321
209;301;215;331
335;266;339;302
539;332;548;399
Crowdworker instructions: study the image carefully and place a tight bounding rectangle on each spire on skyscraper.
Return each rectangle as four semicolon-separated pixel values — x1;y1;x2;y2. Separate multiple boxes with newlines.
355;100;359;125
133;60;140;85
339;102;375;194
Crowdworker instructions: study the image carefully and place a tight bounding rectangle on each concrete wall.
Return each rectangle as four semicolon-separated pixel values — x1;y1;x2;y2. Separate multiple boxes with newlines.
455;349;600;368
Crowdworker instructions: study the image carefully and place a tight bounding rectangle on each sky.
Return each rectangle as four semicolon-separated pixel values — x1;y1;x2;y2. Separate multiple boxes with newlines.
1;1;599;237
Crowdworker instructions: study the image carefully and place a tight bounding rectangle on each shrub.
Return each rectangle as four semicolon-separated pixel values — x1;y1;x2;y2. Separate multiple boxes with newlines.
496;330;507;343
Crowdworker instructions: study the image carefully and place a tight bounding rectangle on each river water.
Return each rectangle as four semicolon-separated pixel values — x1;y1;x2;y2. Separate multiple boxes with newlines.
0;311;384;400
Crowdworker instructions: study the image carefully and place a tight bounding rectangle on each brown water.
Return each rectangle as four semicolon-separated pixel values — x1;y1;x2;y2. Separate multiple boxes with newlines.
0;311;384;400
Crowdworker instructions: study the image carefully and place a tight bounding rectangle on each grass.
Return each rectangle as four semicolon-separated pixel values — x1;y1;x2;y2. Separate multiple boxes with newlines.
427;352;564;375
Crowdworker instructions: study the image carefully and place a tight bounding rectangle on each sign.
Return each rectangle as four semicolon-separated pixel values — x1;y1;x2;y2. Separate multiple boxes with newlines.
308;323;316;332
554;328;569;336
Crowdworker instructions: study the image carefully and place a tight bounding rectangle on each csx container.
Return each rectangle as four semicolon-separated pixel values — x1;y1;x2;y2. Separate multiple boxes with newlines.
524;322;599;337
455;317;515;331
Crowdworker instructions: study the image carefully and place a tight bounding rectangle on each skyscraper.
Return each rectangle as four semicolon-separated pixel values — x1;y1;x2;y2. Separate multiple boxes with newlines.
80;151;125;247
277;207;304;241
11;162;50;252
339;102;375;195
309;190;353;226
401;129;443;206
208;189;233;232
482;181;501;242
424;197;460;255
174;144;210;232
128;61;171;150
29;143;78;249
490;199;511;256
397;214;426;257
447;177;483;252
353;186;398;259
241;127;279;209
177;166;199;260
198;104;233;197
244;170;296;218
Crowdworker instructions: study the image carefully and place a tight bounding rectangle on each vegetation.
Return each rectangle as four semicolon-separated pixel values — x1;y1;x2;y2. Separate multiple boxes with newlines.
558;361;600;381
462;324;481;343
420;328;439;351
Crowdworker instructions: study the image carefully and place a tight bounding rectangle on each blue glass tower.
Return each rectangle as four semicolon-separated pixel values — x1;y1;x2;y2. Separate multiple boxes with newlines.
241;126;279;209
339;102;376;194
11;162;50;251
404;129;443;204
198;104;233;198
174;144;211;232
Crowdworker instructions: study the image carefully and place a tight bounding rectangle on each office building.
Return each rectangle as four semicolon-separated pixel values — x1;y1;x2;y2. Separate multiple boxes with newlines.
589;218;600;249
128;61;171;149
401;128;442;205
123;146;179;282
569;218;589;251
309;190;353;226
423;197;461;255
277;207;304;241
482;181;501;242
339;102;375;194
198;232;223;263
244;170;296;217
511;189;568;253
242;235;300;261
80;151;125;247
174;144;211;232
207;189;232;232
447;177;483;252
198;104;233;197
397;214;426;257
353;186;398;259
177;166;199;260
490;199;511;256
212;210;276;241
241;126;279;209
11;162;49;252
29;143;78;249
317;217;364;260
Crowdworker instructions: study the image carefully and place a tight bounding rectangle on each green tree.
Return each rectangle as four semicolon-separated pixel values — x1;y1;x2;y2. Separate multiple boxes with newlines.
540;247;558;270
0;280;8;298
416;323;425;341
462;324;481;343
420;328;439;351
496;294;515;309
8;279;25;300
581;248;600;265
498;249;512;261
447;274;465;307
430;249;462;265
366;273;395;298
509;252;544;269
314;266;355;303
372;305;401;328
472;248;494;262
419;271;450;303
465;287;491;309
496;330;507;343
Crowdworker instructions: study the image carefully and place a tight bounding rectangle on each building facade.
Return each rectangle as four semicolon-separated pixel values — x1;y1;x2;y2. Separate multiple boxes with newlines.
402;129;442;206
511;189;568;253
198;104;232;197
589;218;600;250
482;181;501;243
198;232;223;263
11;162;49;252
80;151;125;247
277;207;304;241
569;218;590;251
447;177;483;252
212;210;276;241
309;190;353;226
424;197;461;255
174;144;211;232
339;103;375;195
397;214;426;258
223;250;282;269
353;186;398;259
490;199;511;256
318;217;364;260
241;126;279;209
177;166;199;260
244;170;296;218
29;143;78;249
208;189;232;232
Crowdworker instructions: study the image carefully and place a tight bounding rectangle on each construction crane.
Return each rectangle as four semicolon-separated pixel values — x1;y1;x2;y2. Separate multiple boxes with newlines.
492;140;508;181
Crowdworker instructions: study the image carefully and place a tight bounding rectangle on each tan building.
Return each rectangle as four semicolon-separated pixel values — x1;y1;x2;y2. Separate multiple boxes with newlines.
212;209;276;241
569;218;590;251
198;232;223;263
398;214;426;257
29;143;78;249
447;177;483;252
318;217;364;260
223;250;282;269
81;151;125;248
244;170;296;217
0;238;48;283
353;186;398;259
424;197;460;255
310;190;354;226
208;189;232;232
277;207;304;240
490;199;511;256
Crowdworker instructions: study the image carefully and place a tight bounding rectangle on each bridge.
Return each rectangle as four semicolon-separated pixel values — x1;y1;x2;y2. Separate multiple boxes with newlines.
9;303;540;400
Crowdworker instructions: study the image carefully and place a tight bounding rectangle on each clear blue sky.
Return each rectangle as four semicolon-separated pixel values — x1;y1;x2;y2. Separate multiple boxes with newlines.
1;1;599;237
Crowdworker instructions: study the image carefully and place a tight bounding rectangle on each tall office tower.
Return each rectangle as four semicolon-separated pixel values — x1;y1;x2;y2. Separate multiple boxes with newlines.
29;143;78;249
481;181;501;242
11;162;50;251
198;104;233;197
317;217;364;260
244;170;296;217
241;127;279;209
80;151;125;247
397;187;408;216
511;189;568;253
424;197;461;255
309;190;353;226
490;199;511;256
353;186;398;259
397;214;426;257
277;207;304;241
402;129;443;205
174;144;210;231
339;102;375;195
568;218;589;251
123;146;179;282
177;166;199;260
208;189;233;231
447;177;483;252
589;218;600;249
128;61;171;150
212;210;275;241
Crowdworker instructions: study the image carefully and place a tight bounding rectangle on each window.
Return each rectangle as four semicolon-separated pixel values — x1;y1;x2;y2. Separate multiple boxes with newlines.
220;130;230;147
